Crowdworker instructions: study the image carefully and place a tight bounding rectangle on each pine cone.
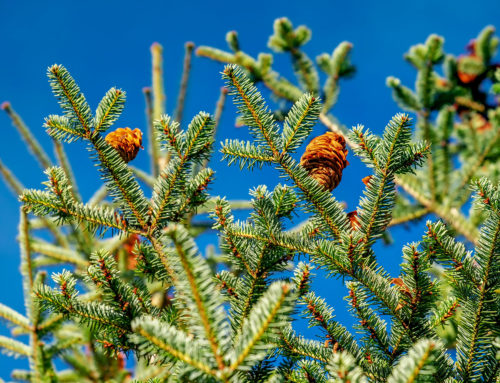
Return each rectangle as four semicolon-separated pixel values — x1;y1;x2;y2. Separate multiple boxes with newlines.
105;127;143;162
300;132;348;191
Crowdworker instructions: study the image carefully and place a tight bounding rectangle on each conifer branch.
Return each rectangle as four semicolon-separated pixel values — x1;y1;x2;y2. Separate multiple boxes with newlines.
282;93;321;153
396;174;479;243
386;77;421;112
326;112;481;244
30;239;88;267
46;65;151;230
131;318;218;378
44;114;86;143
149;112;214;231
0;335;31;357
93;88;126;133
53;140;80;201
47;65;93;136
143;86;156;176
19;209;47;380
389;207;430;227
213;87;228;131
36;313;64;333
301;291;362;362
0;157;24;196
223;65;348;238
151;43;165;175
212;199;256;276
220;139;274;169
0;303;30;332
420;114;437;203
434;107;453;197
423;221;479;288
222;65;281;154
167;225;228;370
455;125;500;204
19;209;34;308
353;267;407;331
387;340;440;383
262;72;304;101
229;226;315;254
319;42;354;114
456;180;500;381
147;236;176;281
174;42;194;125
327;350;368;383
21;189;133;234
36;285;130;334
353;114;426;258
429;298;459;328
2;102;52;170
229;282;293;372
347;283;392;361
90;134;150;229
2;19;499;381
278;327;332;363
196;46;236;66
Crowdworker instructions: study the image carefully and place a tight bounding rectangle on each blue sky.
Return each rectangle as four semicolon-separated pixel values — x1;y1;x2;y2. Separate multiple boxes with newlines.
0;0;498;377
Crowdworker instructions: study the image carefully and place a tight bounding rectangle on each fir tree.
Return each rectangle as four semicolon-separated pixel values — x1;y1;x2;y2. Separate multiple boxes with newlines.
0;17;498;382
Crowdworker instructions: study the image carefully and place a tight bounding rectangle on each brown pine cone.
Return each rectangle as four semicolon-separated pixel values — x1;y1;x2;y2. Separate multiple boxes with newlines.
105;127;143;162
300;132;349;191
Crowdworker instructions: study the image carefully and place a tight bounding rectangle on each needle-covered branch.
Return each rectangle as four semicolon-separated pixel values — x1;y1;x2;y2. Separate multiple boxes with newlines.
1;17;499;382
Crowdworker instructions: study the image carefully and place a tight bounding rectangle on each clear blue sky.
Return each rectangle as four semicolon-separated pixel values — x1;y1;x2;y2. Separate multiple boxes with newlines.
0;0;498;377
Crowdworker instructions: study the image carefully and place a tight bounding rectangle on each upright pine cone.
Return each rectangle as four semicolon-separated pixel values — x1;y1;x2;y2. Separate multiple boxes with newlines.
300;132;348;191
105;127;143;162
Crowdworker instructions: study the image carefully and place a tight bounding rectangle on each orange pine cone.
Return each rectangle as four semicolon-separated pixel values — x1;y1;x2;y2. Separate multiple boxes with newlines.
300;132;349;192
105;127;143;163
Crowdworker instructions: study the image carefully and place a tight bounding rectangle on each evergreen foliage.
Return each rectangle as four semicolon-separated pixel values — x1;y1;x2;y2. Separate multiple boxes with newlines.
0;18;498;382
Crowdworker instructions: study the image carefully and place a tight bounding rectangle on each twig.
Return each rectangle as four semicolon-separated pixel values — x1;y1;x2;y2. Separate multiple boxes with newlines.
388;207;430;227
1;159;69;248
150;43;166;176
143;87;157;177
0;157;23;195
174;42;195;125
200;86;228;171
2;102;52;170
